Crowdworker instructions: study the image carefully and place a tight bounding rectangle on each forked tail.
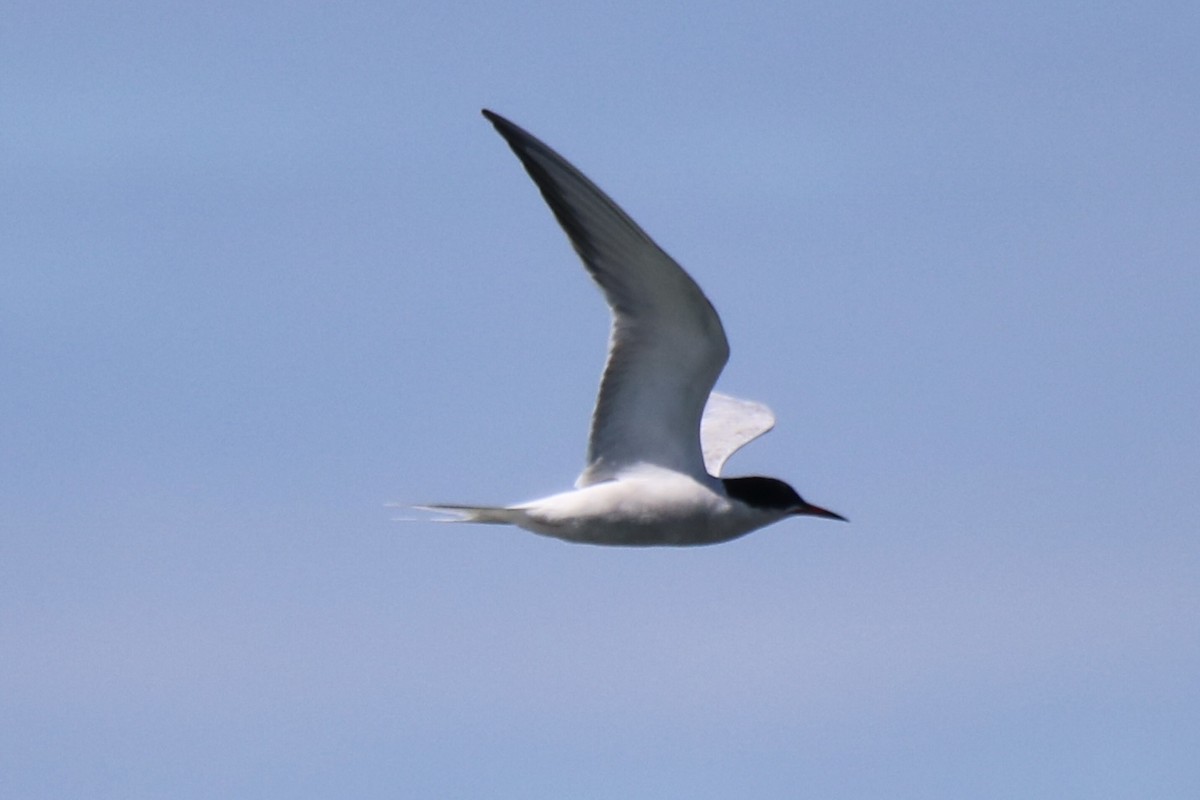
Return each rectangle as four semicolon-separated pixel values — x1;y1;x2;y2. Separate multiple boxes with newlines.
414;504;525;525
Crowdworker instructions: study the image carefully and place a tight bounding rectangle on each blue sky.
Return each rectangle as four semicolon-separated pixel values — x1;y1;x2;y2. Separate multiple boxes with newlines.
3;1;1198;797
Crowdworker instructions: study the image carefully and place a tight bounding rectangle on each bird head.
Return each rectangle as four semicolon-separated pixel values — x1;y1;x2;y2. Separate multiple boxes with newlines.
721;476;846;521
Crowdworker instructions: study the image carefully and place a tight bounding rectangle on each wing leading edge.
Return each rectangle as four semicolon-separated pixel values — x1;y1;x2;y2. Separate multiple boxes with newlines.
483;110;730;486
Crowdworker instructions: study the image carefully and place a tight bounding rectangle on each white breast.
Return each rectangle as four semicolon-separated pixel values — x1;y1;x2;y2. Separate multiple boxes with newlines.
508;466;781;546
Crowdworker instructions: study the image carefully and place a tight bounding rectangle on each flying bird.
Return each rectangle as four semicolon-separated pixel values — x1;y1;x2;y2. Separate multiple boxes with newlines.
422;110;845;546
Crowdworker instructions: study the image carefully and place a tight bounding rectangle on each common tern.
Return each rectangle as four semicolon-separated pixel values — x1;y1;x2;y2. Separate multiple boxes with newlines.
423;109;845;546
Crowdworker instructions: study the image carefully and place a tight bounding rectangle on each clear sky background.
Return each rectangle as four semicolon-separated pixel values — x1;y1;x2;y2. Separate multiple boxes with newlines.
3;2;1198;798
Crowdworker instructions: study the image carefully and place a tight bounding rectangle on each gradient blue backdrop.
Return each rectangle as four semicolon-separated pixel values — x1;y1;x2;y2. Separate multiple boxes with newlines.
4;2;1198;797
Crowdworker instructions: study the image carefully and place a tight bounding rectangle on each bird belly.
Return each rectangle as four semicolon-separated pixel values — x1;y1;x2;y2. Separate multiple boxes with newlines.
511;471;759;546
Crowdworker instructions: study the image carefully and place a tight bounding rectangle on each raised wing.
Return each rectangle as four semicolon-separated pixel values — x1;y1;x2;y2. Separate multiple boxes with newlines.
483;110;729;486
700;392;776;476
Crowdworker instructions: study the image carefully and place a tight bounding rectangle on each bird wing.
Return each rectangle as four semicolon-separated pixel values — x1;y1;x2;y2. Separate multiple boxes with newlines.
483;110;729;486
699;392;776;476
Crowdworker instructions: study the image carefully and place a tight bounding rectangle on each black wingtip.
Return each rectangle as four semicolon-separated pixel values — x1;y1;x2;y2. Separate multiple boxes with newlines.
481;108;508;129
481;109;525;144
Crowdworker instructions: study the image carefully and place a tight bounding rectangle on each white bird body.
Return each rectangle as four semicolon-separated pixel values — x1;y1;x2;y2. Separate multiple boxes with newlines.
434;464;793;547
421;110;844;546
